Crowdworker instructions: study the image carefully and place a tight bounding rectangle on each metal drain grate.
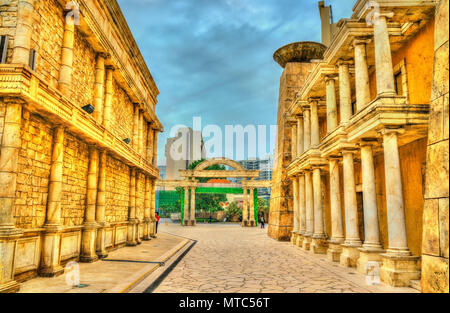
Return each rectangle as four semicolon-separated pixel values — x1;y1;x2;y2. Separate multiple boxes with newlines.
73;284;89;288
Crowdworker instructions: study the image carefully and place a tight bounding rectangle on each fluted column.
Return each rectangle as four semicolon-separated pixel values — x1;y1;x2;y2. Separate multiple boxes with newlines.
102;66;114;129
95;150;108;258
58;10;75;94
143;176;151;240
382;129;410;255
374;14;396;97
303;107;311;151
297;116;304;156
81;147;99;262
310;100;320;147
337;60;353;124
127;168;138;245
325;76;338;133
93;54;105;123
183;187;189;226
12;0;35;65
340;150;362;267
190;187;196;226
353;38;371;111
291;122;297;159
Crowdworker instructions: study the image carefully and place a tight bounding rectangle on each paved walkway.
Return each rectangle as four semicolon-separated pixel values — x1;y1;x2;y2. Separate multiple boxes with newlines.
20;231;188;293
153;221;417;293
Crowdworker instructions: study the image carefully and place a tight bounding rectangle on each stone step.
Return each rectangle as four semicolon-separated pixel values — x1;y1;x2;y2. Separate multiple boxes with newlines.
410;280;421;292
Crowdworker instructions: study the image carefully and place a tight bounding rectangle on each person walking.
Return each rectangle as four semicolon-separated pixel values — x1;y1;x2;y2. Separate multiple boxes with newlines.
260;213;265;229
155;211;160;234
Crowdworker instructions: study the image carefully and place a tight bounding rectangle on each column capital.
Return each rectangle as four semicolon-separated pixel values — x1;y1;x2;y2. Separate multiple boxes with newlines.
308;97;322;104
379;127;405;136
336;59;354;67
105;65;115;71
324;74;338;83
358;138;380;147
352;36;372;48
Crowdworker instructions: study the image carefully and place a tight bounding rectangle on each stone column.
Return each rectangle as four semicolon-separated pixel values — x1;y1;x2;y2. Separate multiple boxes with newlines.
147;125;154;162
95;150;108;258
340;150;362;267
325;75;338;133
138;113;144;155
93;54;105;123
297;174;306;247
81;147;99;262
102;66;114;129
311;167;327;254
58;10;75;95
327;158;344;262
11;0;35;65
297;116;304;156
302;170;314;250
242;187;249;227
380;128;420;286
353;38;371;111
135;172;142;245
143;176;151;240
183;187;189;226
310;100;320;147
249;187;256;227
150;180;157;237
357;142;384;273
0;100;23;292
190;187;196;226
127;168;138;245
291;122;297;159
40;126;65;276
373;14;396;97
338;60;353;124
303;107;311;151
291;178;299;244
132;106;139;150
153;130;158;166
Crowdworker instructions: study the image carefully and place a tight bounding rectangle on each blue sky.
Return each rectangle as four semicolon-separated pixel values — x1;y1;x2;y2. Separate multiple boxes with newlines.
117;0;355;164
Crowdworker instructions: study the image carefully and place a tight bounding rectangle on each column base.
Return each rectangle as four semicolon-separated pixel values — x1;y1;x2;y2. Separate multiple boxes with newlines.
40;225;64;277
302;236;312;251
0;280;21;293
310;236;328;254
340;244;362;268
290;232;297;244
96;224;110;258
357;247;385;275
38;265;65;277
249;220;256;227
241;220;249;227
183;220;190;226
189;220;196;226
380;253;420;287
81;223;99;263
296;234;304;247
127;219;138;245
327;241;343;262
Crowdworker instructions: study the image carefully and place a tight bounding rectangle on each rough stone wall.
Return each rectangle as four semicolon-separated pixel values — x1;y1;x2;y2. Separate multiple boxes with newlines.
111;79;134;141
31;0;64;89
136;172;145;220
268;61;314;241
421;0;449;293
61;132;89;226
105;155;130;223
71;29;96;109
14;110;52;229
0;0;18;63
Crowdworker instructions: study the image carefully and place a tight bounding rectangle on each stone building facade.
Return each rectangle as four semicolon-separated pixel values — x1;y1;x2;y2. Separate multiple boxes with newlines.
269;0;448;292
0;0;162;292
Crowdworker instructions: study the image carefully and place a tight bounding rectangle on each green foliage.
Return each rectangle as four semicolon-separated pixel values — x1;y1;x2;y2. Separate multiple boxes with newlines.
196;193;227;212
257;197;269;221
225;202;242;221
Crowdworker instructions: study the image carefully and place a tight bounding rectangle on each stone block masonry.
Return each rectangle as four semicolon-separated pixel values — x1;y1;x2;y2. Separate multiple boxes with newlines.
0;0;162;292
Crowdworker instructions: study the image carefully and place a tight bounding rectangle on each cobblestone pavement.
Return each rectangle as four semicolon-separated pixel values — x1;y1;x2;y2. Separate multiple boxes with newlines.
154;221;417;293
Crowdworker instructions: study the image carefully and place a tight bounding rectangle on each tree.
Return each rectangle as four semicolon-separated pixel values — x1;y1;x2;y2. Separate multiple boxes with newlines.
257;197;269;222
225;202;242;222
